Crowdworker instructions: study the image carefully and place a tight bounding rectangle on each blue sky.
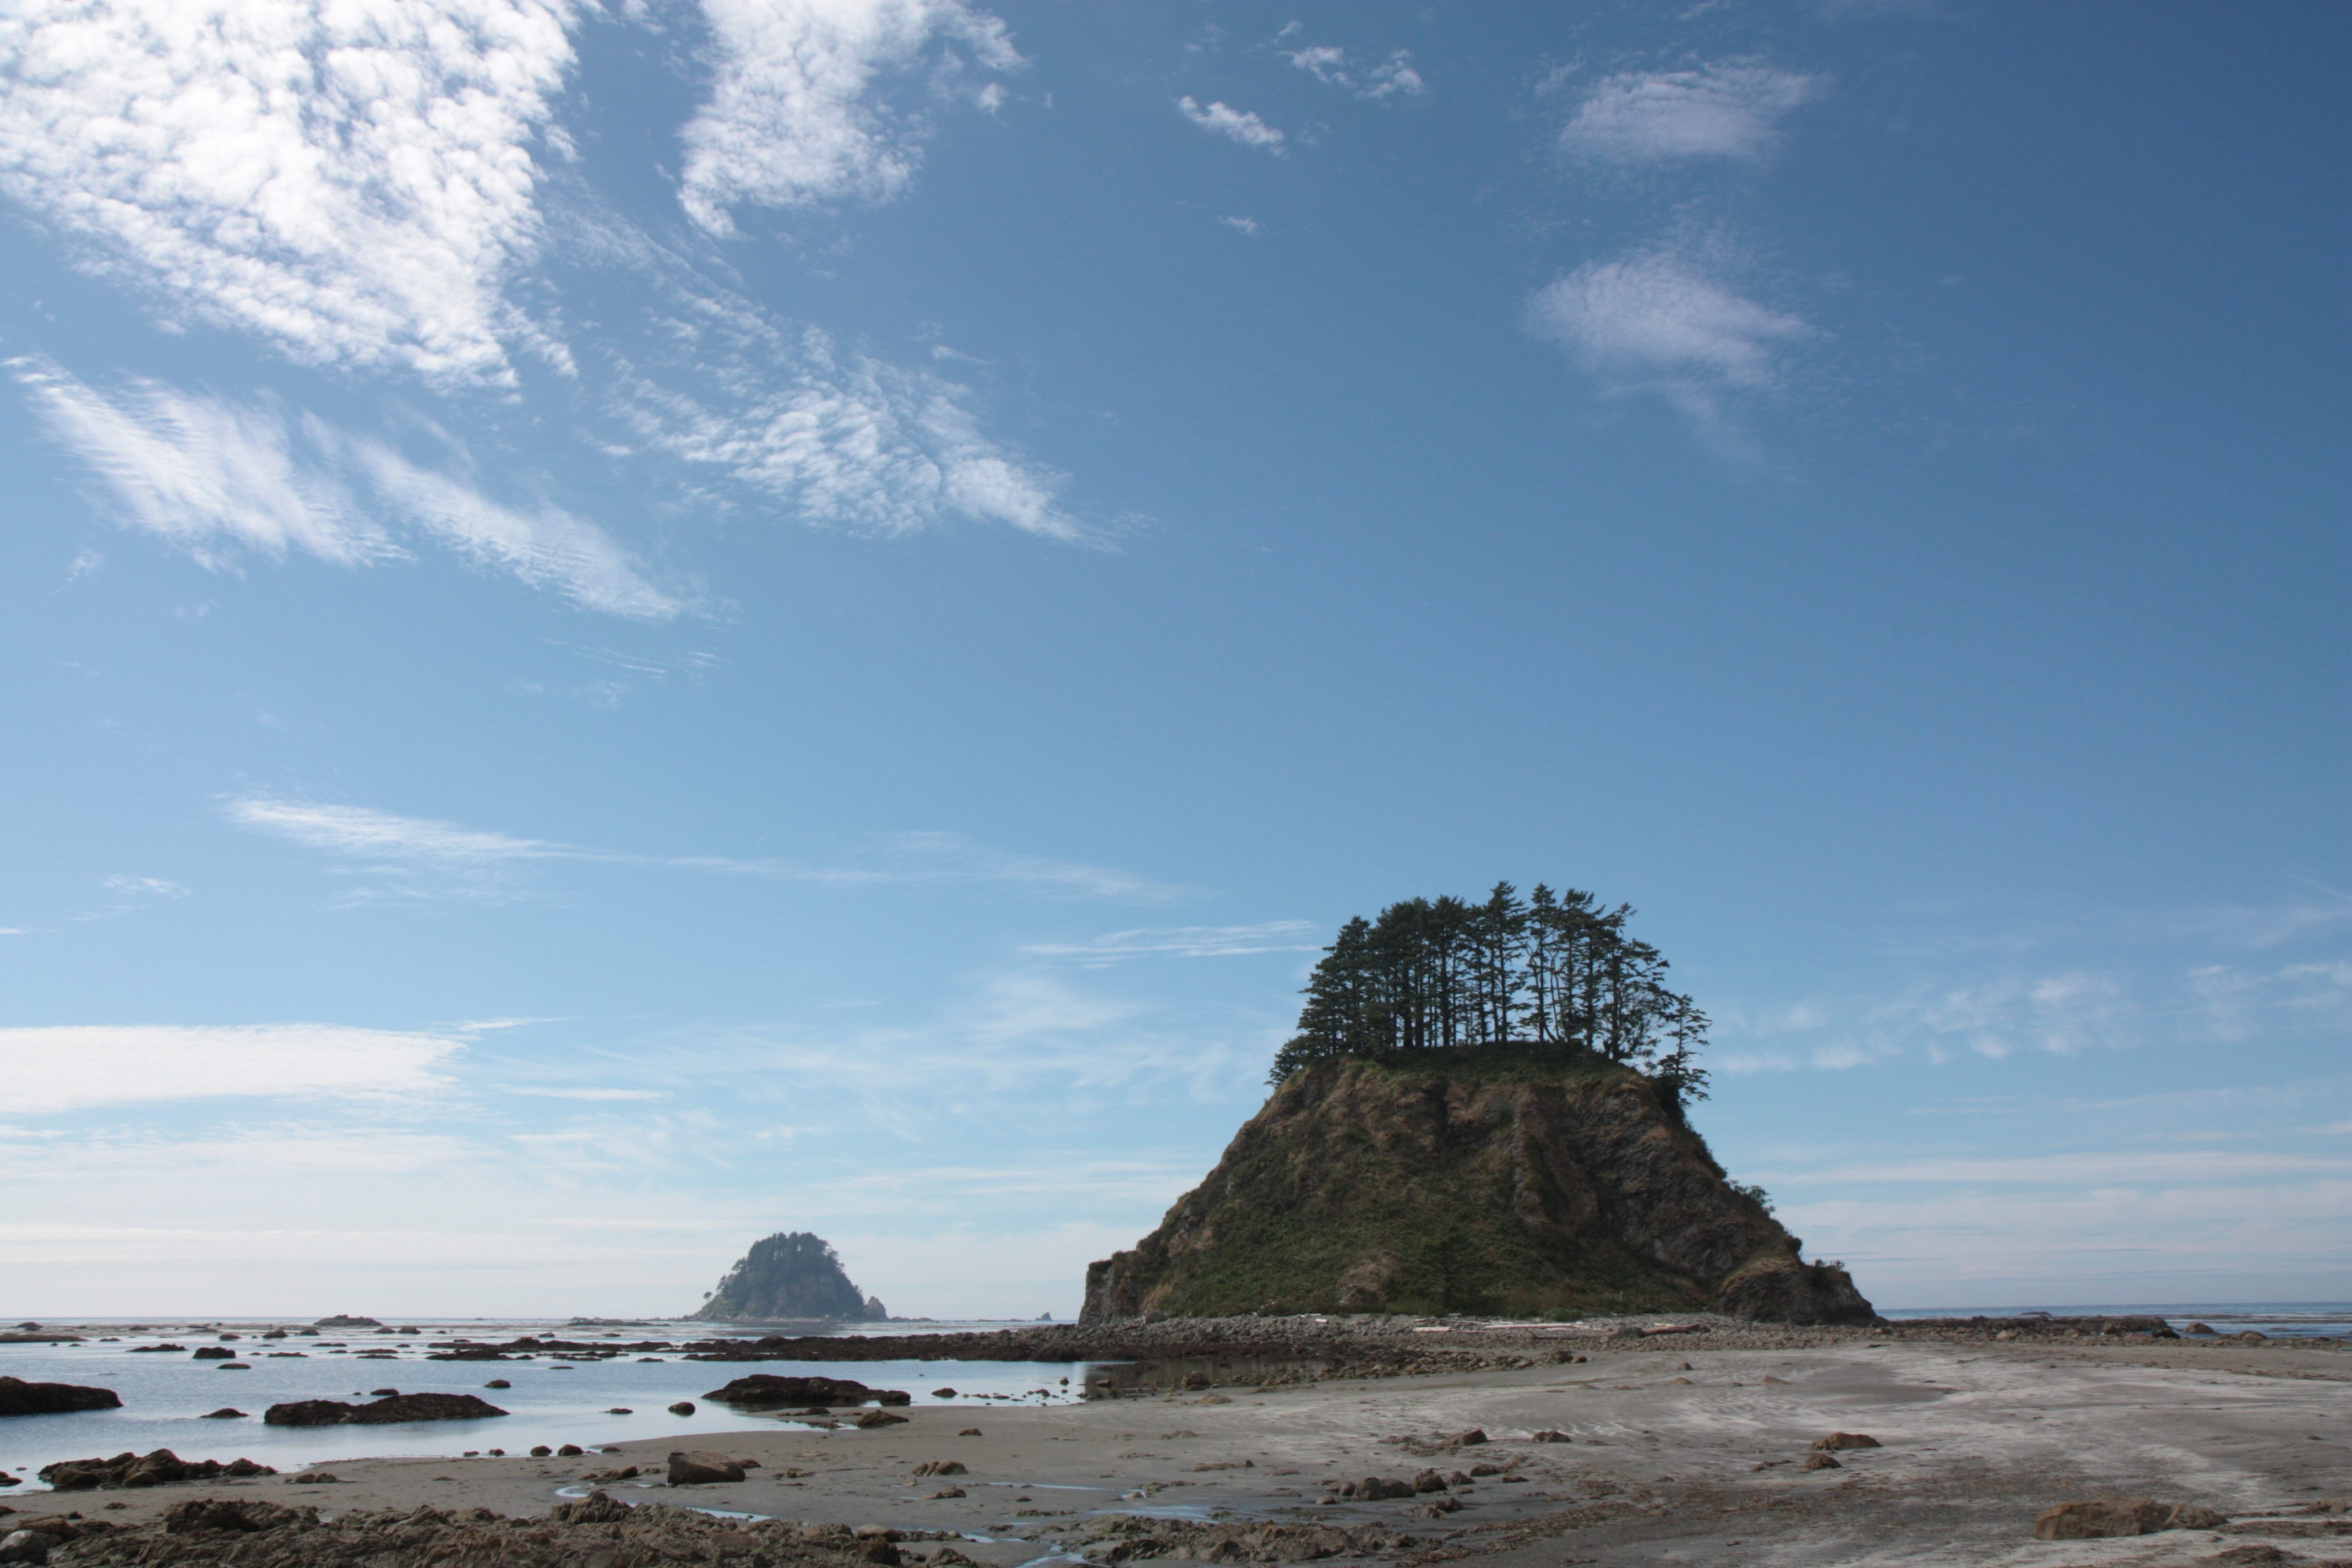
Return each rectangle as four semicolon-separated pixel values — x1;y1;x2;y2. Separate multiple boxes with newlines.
1;0;2344;1318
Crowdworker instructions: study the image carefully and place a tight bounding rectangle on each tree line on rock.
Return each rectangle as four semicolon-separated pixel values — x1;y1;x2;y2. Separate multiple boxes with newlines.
1270;881;1711;1112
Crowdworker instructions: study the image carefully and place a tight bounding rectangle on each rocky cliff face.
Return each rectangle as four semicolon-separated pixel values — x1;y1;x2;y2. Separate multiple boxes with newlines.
1082;1057;1872;1325
692;1232;887;1322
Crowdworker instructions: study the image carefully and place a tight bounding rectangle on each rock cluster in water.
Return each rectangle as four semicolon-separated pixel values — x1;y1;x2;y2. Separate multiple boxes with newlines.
692;1232;889;1322
262;1392;508;1427
0;1377;121;1418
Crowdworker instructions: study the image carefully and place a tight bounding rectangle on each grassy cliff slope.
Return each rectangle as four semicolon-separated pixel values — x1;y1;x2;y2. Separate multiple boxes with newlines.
1082;1053;1872;1325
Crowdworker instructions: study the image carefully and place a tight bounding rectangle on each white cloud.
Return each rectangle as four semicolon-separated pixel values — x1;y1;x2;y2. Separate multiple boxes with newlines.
1560;61;1820;165
1022;922;1319;960
13;357;391;568
1526;251;1808;425
340;435;682;619
679;0;1023;236
16;358;678;618
101;875;188;902
0;0;577;382
606;300;1084;542
0;1024;462;1114
1177;96;1284;152
1283;43;1424;101
1219;215;1260;236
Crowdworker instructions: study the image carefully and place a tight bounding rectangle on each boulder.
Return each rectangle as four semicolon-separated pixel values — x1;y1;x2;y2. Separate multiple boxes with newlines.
703;1374;910;1408
0;1379;121;1418
2033;1498;2229;1539
190;1347;233;1360
857;1409;910;1429
548;1490;632;1526
0;1530;47;1565
1803;1453;1841;1471
668;1401;696;1415
911;1461;967;1478
200;1408;246;1419
668;1451;747;1485
1811;1433;1881;1451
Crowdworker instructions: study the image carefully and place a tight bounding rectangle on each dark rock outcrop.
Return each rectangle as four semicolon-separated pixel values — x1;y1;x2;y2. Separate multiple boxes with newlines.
0;1378;121;1417
2033;1498;2228;1539
692;1232;888;1322
263;1393;507;1426
702;1375;910;1408
1081;1057;1874;1325
37;1451;274;1490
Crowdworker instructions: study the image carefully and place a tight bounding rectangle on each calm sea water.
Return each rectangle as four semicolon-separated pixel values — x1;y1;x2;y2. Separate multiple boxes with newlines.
0;1318;1092;1491
1875;1302;2352;1338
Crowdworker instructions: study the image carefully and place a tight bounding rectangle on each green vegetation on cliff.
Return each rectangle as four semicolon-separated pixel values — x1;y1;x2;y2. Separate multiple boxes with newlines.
1083;1052;1872;1326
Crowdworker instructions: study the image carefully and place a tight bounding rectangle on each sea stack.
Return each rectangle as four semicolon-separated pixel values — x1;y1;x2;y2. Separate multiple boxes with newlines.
693;1232;889;1322
1081;1053;1874;1324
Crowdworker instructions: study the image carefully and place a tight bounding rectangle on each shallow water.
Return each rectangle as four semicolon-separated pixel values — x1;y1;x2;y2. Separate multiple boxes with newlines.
0;1317;1097;1488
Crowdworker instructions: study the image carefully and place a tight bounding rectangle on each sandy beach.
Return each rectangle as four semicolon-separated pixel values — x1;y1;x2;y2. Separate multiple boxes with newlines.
17;1328;2346;1567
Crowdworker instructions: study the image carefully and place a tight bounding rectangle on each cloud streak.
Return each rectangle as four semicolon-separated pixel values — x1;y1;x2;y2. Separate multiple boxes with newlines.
1283;43;1425;101
227;798;1185;902
1560;61;1821;166
1177;96;1284;153
1022;922;1319;960
679;0;1022;235
2;1024;463;1115
15;358;679;618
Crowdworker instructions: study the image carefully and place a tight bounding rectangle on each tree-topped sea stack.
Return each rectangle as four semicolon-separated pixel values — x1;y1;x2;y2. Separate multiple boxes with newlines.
1084;883;1874;1325
693;1232;889;1322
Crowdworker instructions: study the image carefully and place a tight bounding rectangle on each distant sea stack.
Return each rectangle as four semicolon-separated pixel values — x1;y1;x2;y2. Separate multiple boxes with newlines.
1082;1053;1872;1324
693;1232;888;1322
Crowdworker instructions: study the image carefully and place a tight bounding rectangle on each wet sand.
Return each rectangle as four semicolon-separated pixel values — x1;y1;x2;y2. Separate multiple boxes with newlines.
25;1335;2347;1567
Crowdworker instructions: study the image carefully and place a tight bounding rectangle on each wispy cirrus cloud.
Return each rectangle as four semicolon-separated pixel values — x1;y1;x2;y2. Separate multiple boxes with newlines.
14;358;679;618
1282;42;1425;101
1022;922;1319;961
2;1023;464;1115
0;0;576;384
1177;96;1285;153
1525;251;1809;431
1559;61;1821;166
226;797;1185;902
679;0;1023;236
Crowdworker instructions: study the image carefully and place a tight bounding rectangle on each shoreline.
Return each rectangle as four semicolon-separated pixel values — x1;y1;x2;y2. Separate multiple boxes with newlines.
10;1326;2345;1566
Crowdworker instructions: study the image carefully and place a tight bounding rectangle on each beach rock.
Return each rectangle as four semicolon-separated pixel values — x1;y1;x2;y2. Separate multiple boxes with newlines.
1803;1453;1841;1471
557;1444;584;1456
37;1451;276;1490
931;1388;957;1399
190;1347;233;1360
1812;1433;1881;1451
288;1473;340;1485
2185;1322;2218;1335
911;1461;967;1478
2237;1330;2269;1342
959;1428;982;1436
162;1498;304;1535
0;1378;122;1417
484;1379;511;1389
529;1446;553;1457
923;1486;966;1499
1448;1427;1487;1447
1410;1469;1446;1493
1529;1429;1570;1442
200;1408;244;1419
858;1537;903;1566
668;1401;696;1415
704;1374;910;1408
857;1409;910;1428
264;1392;507;1426
2034;1498;2230;1539
668;1450;747;1485
0;1530;47;1565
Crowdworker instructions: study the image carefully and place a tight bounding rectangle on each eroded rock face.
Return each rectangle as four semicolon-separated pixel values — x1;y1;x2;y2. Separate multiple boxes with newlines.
2033;1498;2228;1539
1081;1059;1874;1324
0;1378;121;1418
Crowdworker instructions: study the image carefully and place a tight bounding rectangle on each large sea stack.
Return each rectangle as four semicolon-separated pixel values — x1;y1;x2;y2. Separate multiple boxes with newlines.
693;1232;889;1322
1082;1053;1874;1325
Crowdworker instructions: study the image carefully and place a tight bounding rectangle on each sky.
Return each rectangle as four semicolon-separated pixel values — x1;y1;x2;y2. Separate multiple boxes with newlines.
1;0;2345;1320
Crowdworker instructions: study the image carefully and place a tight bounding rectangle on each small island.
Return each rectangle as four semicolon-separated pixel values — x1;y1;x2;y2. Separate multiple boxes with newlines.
693;1232;889;1323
